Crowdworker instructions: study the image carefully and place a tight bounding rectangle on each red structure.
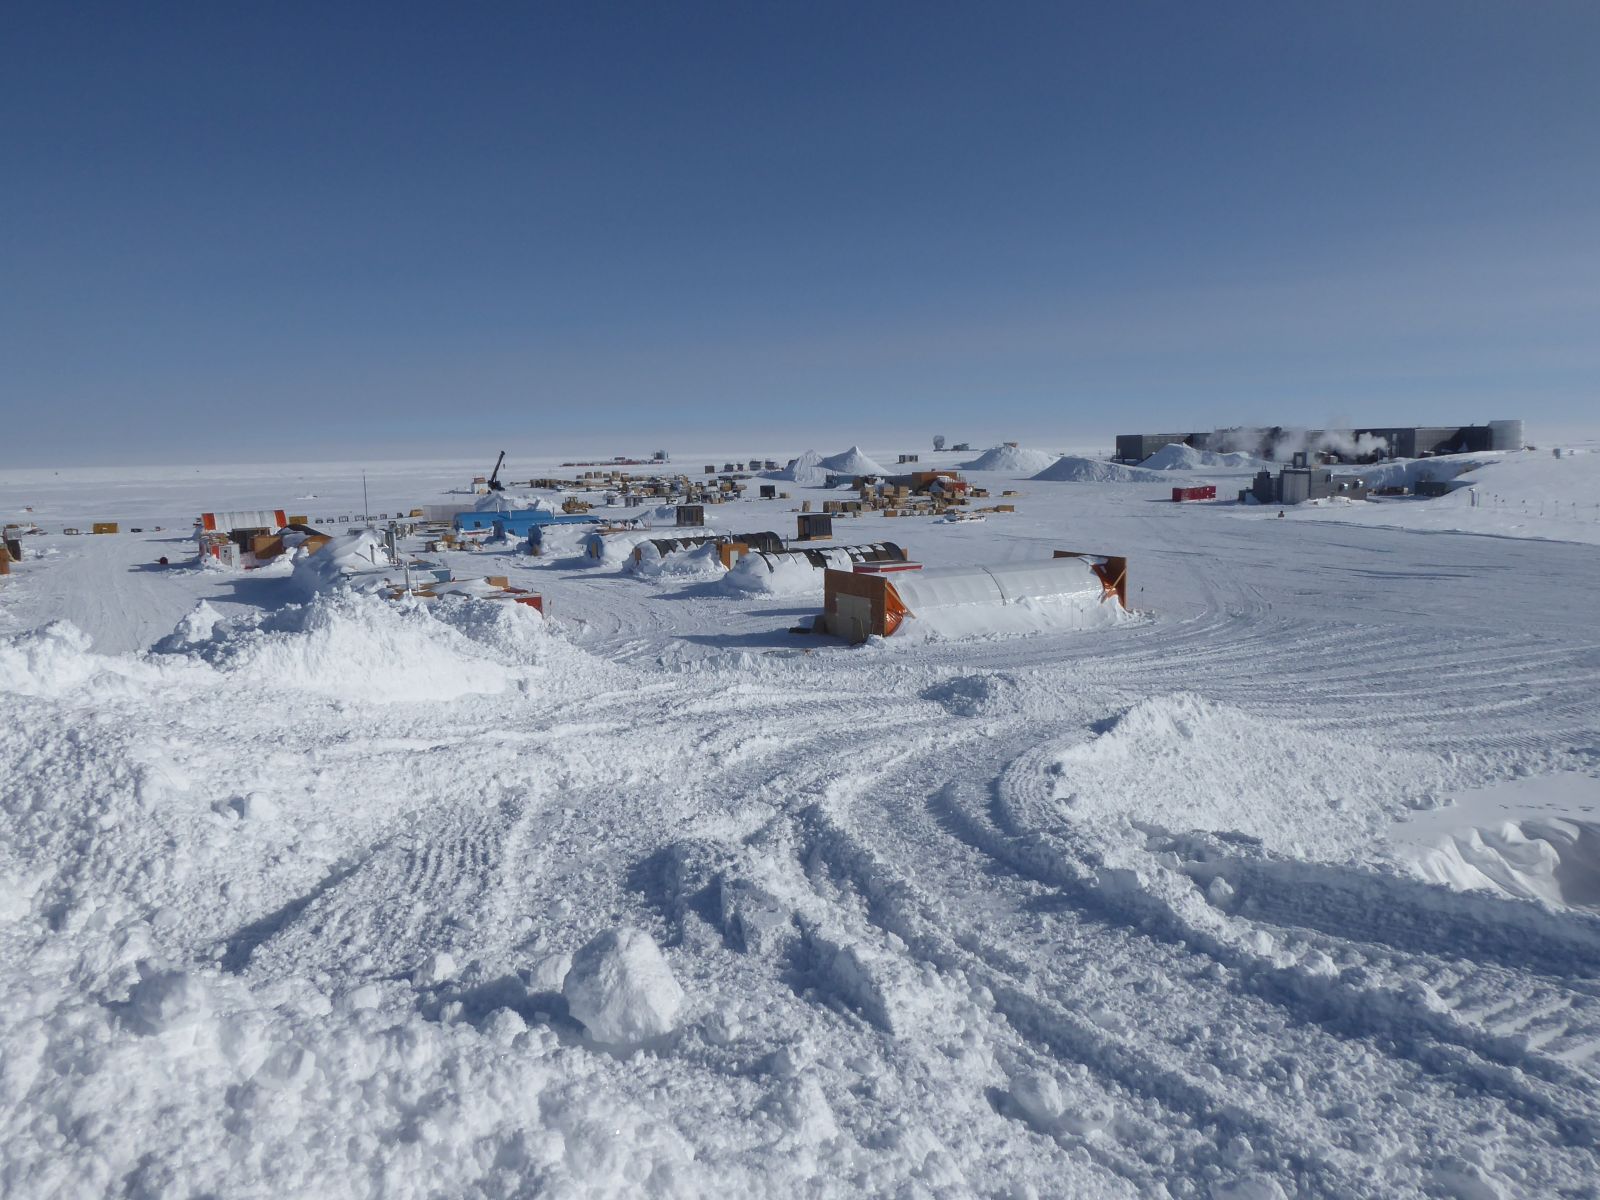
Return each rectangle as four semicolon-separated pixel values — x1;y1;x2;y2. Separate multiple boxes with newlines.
852;561;923;574
1171;485;1216;502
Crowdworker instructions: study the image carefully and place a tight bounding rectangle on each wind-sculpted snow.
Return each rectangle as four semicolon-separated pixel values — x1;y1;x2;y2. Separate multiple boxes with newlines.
1395;815;1600;909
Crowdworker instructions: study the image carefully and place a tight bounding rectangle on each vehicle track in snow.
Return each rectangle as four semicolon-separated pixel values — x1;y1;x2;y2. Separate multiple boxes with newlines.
794;740;1600;1197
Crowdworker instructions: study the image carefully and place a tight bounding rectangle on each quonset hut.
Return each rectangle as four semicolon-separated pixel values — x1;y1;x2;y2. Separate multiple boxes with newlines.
821;552;1128;643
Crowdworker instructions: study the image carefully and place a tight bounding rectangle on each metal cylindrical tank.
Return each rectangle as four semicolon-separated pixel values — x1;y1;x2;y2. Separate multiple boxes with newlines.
1488;420;1524;451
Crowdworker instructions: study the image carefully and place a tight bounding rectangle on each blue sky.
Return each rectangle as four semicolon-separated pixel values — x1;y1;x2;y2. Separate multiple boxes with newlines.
5;3;1598;463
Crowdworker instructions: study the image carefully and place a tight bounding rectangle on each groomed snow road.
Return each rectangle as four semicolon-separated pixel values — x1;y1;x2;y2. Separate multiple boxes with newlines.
3;460;1599;1198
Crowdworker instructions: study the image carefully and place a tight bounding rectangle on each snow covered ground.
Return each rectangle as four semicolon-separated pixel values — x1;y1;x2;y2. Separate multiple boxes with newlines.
3;445;1600;1198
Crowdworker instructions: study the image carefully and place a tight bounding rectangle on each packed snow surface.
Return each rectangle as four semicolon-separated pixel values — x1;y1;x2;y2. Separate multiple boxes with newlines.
3;445;1600;1198
960;444;1061;473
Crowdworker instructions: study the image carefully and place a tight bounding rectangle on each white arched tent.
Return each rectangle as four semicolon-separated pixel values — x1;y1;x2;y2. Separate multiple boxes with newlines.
822;552;1128;643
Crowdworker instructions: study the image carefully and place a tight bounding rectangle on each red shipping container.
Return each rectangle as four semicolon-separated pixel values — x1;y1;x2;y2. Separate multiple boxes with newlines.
1171;485;1217;502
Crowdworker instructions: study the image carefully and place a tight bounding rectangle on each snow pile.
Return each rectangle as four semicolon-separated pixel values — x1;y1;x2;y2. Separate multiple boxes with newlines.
772;445;889;485
562;927;685;1046
0;621;178;699
0;620;109;697
631;540;728;582
0;949;708;1197
165;591;520;703
898;590;1129;642
428;594;551;662
1040;693;1443;859
1139;444;1267;471
770;450;827;484
580;529;657;567
290;529;388;595
1031;456;1165;483
888;561;1133;644
961;445;1060;474
1355;453;1501;491
721;553;822;597
468;491;553;513
818;445;888;477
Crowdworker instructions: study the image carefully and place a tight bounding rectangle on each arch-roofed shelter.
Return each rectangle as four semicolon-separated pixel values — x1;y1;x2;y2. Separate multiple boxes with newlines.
822;552;1128;643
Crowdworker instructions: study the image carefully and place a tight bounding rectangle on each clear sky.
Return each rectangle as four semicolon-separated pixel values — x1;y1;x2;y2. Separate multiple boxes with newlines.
5;2;1598;464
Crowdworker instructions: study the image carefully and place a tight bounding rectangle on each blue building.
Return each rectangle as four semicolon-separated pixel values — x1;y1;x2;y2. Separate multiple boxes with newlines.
454;509;600;536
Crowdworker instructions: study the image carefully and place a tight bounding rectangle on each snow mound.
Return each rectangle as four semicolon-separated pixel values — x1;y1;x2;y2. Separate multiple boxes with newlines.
1139;444;1267;471
632;540;728;581
770;445;886;483
468;491;553;513
1356;453;1501;491
428;594;549;660
770;449;827;484
580;529;657;567
897;592;1130;643
0;621;103;697
0;621;175;699
1031;456;1166;483
818;445;888;477
721;553;822;597
168;591;520;704
562;927;685;1045
290;530;388;596
961;445;1060;474
1042;693;1442;858
154;601;225;652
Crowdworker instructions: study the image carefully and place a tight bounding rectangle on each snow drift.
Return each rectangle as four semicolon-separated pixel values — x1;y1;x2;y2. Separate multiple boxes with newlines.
1139;444;1267;472
1400;818;1600;910
1355;453;1501;491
